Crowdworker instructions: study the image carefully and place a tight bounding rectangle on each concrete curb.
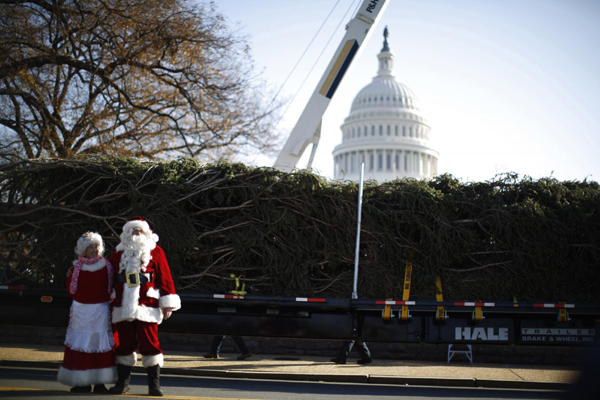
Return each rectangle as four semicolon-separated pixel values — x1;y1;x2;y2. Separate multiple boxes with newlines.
369;375;476;387
0;359;571;391
0;360;61;370
474;378;569;391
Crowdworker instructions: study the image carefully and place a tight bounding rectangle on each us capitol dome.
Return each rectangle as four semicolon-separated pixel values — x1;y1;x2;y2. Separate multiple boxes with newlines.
332;27;438;181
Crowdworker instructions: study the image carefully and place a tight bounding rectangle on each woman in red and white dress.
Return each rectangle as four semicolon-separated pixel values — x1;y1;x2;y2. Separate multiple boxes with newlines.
57;232;116;393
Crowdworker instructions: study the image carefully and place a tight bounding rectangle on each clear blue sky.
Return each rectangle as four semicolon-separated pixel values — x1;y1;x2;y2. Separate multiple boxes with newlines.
214;0;600;182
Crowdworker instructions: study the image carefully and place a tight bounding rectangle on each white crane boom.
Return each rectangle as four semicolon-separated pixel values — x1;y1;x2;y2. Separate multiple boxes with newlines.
273;0;390;172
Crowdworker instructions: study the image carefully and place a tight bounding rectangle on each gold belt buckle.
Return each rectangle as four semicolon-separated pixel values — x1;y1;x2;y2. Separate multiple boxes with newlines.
126;272;140;288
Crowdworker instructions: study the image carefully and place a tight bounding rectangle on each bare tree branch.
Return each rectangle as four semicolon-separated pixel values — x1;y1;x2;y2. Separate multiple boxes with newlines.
0;0;282;162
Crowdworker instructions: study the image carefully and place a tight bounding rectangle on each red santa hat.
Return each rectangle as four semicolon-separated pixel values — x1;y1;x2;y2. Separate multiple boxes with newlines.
74;231;104;256
121;217;159;244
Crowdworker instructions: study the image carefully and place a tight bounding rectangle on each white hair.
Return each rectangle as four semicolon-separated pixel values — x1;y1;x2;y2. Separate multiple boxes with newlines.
75;232;104;256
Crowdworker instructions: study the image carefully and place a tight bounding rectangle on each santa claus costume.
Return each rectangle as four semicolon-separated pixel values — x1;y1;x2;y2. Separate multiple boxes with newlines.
108;217;181;396
57;232;116;394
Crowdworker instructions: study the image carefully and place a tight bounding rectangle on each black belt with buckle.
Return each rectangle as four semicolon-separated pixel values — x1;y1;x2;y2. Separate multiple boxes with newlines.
117;272;152;287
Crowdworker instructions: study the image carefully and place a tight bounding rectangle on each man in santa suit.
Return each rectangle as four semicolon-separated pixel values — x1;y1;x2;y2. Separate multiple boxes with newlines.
108;217;181;396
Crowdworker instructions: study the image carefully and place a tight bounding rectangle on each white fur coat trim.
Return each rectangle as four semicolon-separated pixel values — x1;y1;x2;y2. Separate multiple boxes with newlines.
57;365;116;387
72;258;106;272
119;282;141;319
146;286;160;299
112;304;163;324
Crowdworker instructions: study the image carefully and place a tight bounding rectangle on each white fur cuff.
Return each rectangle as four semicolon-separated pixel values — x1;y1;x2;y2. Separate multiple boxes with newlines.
115;352;137;367
142;353;164;368
159;294;181;311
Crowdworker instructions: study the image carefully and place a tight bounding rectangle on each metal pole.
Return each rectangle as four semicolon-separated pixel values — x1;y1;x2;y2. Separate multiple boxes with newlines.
352;163;365;299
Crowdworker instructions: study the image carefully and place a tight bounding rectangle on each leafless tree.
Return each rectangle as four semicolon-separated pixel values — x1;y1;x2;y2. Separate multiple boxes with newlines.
0;0;280;162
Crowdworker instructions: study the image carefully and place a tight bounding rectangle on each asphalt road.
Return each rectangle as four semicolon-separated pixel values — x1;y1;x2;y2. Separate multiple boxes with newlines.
0;366;564;400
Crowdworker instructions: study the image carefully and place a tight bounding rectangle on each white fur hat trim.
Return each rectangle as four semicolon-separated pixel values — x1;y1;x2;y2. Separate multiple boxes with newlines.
122;219;152;235
75;232;104;256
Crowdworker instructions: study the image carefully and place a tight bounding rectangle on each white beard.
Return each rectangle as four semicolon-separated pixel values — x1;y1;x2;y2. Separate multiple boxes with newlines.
118;234;153;274
116;233;156;321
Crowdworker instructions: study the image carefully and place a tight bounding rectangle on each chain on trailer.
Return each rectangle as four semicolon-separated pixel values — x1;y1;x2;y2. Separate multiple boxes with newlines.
400;252;413;320
435;275;447;321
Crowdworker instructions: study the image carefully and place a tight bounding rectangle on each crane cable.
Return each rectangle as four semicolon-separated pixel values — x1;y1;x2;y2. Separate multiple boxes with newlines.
246;0;358;165
273;0;359;126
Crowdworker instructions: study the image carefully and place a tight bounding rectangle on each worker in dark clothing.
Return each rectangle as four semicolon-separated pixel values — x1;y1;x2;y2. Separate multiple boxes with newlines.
204;275;252;361
331;340;372;364
204;336;251;360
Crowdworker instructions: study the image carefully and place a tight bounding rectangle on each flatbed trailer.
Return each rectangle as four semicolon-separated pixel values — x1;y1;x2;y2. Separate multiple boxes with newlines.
2;286;598;347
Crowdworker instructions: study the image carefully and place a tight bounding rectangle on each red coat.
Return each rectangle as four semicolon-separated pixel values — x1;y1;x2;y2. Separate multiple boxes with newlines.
108;245;180;324
67;262;111;304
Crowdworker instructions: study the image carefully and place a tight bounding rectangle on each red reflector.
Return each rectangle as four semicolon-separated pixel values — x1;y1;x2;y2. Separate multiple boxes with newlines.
41;296;53;303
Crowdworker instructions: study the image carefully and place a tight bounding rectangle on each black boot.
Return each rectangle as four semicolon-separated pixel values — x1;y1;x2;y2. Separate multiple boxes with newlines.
70;385;91;393
147;364;163;396
108;364;132;394
93;384;109;394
